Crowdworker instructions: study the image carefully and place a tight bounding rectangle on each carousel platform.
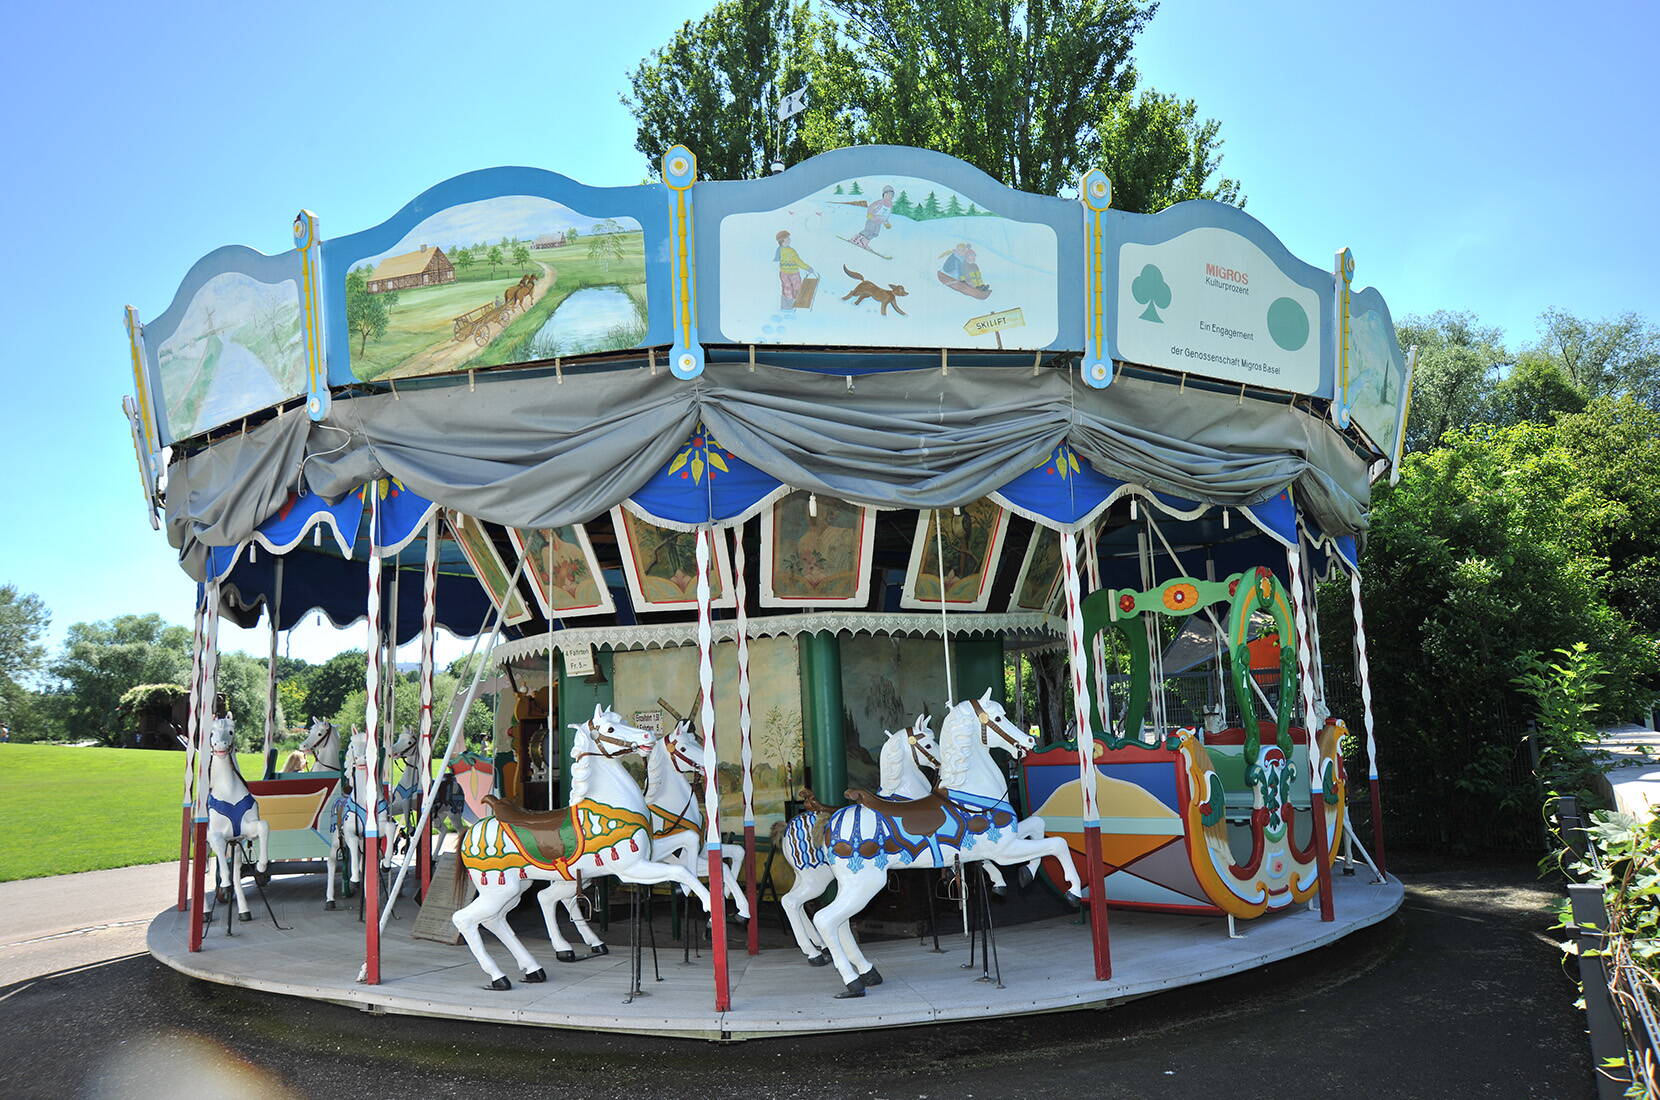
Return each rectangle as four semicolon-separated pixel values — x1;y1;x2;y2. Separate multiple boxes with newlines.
149;870;1403;1040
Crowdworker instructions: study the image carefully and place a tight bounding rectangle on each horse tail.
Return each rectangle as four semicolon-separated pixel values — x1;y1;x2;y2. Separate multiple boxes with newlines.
800;787;829;815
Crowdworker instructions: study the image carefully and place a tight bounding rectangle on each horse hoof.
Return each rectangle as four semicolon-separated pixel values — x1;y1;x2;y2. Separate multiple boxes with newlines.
1065;889;1084;909
861;966;883;987
488;976;512;991
991;884;1008;899
590;944;609;957
239;911;253;922
556;950;576;963
808;950;832;967
835;976;866;999
325;900;337;910
524;968;547;983
1018;865;1035;887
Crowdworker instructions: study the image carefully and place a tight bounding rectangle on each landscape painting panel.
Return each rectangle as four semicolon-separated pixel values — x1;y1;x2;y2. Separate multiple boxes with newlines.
901;500;1010;611
761;491;873;607
508;525;613;620
1346;305;1408;450
348;194;647;382
719;174;1058;349
155;271;305;439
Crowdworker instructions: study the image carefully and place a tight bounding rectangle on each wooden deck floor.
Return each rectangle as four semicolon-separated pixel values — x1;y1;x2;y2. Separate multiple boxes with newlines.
149;869;1403;1040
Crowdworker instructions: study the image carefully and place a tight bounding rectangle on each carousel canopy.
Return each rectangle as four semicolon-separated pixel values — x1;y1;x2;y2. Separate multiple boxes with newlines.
125;145;1407;628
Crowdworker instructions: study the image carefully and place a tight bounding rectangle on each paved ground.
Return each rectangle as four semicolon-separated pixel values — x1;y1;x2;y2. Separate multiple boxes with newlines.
0;854;1592;1098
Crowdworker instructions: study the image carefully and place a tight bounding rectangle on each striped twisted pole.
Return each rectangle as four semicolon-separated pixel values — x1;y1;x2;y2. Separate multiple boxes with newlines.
696;528;730;1009
178;592;205;911
362;485;384;984
188;579;221;952
1350;566;1386;875
1061;529;1111;979
1285;542;1334;921
417;512;438;896
1083;526;1111;740
733;526;759;955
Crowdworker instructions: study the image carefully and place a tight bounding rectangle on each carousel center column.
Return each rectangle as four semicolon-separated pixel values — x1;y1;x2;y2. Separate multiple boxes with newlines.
800;630;846;806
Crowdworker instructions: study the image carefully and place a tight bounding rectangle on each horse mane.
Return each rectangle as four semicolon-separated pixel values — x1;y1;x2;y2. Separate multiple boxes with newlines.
936;701;975;789
877;730;906;792
644;731;672;798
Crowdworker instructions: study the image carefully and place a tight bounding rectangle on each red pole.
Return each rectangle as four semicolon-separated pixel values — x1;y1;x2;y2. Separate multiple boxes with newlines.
1081;825;1112;979
708;847;731;1011
178;593;205;912
1311;794;1336;921
744;823;759;956
188;819;209;950
188;583;220;951
364;832;381;983
1288;538;1335;923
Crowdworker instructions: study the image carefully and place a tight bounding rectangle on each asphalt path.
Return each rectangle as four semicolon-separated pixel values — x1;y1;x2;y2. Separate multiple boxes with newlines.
0;855;1592;1099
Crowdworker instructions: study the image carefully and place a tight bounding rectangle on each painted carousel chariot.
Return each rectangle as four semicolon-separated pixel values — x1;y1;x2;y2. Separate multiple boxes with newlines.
125;142;1409;1032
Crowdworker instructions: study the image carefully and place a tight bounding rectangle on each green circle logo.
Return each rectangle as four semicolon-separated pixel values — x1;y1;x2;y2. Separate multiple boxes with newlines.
1267;297;1309;351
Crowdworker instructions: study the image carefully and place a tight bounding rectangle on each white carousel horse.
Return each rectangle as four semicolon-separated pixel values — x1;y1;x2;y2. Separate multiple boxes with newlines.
295;716;344;772
323;729;399;910
644;717;751;919
451;705;716;990
779;716;940;963
204;716;270;922
811;689;1084;997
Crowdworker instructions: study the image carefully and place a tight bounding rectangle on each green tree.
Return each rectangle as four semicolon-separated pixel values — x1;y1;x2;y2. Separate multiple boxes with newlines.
50;614;191;744
848;180;863;195
586;220;628;270
345;267;397;355
0;585;49;727
1095;89;1243;212
512;243;531;273
1488;354;1586;427
1529;308;1659;408
1394;310;1508;451
454;248;474;275
216;652;287;750
919;191;941;219
891;189;913;217
305;650;367;725
486;246;504;277
944;194;962;217
276;675;310;729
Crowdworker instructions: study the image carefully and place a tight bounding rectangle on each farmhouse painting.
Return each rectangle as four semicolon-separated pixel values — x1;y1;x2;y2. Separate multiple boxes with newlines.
347;194;648;382
717;174;1059;350
760;491;875;607
154;271;305;439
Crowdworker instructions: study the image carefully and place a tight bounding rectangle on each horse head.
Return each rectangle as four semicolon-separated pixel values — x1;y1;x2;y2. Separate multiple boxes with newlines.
906;713;941;771
569;704;654;759
388;725;418;761
209;715;237;752
665;719;706;776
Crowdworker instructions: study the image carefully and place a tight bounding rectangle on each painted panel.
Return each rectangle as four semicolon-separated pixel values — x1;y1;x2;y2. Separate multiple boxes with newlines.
1106;201;1335;396
141;245;308;443
1008;525;1064;614
447;510;532;625
697;146;1082;351
321;168;669;385
1343;286;1411;455
760;491;876;608
609;507;736;611
506;525;614;621
900;500;1010;612
838;636;952;793
612;637;802;831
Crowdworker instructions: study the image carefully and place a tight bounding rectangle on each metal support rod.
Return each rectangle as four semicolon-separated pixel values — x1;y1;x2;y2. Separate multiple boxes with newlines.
263;557;283;779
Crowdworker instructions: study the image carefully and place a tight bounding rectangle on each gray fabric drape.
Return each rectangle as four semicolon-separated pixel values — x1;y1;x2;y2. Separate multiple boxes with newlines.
165;360;1371;581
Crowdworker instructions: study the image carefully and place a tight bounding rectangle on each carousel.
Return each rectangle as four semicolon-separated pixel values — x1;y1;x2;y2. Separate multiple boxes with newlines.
128;143;1408;1037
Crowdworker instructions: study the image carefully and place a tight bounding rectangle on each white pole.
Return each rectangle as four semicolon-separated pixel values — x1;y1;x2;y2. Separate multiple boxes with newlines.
417;513;438;893
545;532;555;809
697;527;731;1009
734;528;754;830
264;557;283;777
1084;523;1108;737
935;510;954;703
1062;528;1112;978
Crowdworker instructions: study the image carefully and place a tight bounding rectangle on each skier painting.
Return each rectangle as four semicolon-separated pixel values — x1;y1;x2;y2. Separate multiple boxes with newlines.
834;185;897;258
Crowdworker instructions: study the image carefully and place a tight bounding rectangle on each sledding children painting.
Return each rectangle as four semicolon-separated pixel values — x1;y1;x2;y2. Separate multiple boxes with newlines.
718;172;1058;349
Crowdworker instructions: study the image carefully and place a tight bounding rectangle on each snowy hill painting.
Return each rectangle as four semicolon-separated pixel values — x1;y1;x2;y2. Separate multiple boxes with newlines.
717;174;1059;350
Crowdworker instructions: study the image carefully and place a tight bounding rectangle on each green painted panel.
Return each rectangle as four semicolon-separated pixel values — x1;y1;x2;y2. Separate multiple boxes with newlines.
557;648;614;806
952;637;1005;707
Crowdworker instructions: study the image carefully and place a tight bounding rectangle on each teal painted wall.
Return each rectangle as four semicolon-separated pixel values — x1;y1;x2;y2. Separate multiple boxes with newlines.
556;649;614;806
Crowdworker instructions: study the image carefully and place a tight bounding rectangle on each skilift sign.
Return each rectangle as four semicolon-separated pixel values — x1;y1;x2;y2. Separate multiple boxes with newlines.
1115;226;1323;394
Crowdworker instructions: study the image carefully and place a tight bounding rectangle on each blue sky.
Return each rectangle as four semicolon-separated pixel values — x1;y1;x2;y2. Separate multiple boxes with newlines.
2;1;1654;667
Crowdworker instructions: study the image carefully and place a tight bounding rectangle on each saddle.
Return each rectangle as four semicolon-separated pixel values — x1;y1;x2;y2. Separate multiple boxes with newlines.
843;787;950;836
483;795;576;863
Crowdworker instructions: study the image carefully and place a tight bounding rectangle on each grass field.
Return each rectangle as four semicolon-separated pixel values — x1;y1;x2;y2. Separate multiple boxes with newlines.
0;743;264;882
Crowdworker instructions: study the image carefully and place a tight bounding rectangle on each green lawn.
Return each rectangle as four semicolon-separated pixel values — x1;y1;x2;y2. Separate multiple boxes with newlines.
0;743;264;882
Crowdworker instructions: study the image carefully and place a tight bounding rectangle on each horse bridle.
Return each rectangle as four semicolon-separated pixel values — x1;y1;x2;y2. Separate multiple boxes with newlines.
576;719;641;761
666;726;705;776
905;728;939;770
969;697;1029;753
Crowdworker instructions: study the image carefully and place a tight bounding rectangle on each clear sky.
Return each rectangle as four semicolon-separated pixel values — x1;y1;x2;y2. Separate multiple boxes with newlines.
1;1;1654;668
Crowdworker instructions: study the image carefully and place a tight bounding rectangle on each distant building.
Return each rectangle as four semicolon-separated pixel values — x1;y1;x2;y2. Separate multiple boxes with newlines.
533;232;567;249
367;245;455;294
